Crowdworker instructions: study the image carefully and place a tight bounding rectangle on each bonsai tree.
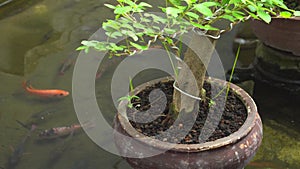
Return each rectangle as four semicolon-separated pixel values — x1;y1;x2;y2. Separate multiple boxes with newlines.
77;0;299;114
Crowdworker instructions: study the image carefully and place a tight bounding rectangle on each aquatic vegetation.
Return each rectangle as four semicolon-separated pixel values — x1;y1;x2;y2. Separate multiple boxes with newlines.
252;120;300;167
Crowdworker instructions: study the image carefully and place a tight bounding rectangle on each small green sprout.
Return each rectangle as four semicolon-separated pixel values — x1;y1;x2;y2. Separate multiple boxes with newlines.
118;77;140;108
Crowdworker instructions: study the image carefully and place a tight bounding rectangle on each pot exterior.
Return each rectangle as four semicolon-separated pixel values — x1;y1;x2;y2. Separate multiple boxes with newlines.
113;77;263;169
114;114;262;169
251;18;300;56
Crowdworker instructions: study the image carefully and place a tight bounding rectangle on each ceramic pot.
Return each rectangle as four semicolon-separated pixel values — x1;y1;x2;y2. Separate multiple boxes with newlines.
251;17;300;56
113;77;263;169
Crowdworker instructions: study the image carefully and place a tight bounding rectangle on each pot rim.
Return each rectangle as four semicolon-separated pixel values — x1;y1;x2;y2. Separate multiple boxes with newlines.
117;76;257;152
252;16;300;21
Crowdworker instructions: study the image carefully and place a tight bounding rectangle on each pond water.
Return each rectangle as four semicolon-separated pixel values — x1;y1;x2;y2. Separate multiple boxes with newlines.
0;0;299;169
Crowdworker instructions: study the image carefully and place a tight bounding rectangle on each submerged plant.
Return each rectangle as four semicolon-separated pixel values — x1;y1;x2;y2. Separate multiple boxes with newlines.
78;0;299;113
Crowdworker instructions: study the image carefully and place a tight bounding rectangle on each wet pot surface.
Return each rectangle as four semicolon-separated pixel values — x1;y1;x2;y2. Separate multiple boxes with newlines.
114;77;263;169
251;17;300;56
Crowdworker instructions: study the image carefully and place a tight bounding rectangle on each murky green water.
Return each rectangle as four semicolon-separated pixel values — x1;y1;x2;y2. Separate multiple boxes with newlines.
0;0;299;169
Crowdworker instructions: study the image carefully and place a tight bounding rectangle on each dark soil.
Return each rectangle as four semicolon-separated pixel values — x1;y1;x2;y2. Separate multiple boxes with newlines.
127;80;247;144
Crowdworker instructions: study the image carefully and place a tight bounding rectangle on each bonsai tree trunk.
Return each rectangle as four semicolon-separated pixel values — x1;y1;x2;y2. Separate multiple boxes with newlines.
173;32;218;113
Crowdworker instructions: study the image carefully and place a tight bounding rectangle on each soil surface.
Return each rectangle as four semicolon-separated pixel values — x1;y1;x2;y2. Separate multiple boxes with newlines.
128;80;247;144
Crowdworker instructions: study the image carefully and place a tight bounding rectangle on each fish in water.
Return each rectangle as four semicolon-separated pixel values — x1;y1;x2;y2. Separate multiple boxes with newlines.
22;81;69;98
17;108;60;129
95;57;122;80
58;54;77;76
30;108;59;123
40;133;74;169
8;124;36;168
38;122;93;140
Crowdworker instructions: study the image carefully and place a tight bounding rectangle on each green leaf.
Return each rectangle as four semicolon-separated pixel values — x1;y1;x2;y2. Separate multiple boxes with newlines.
119;0;135;6
121;23;134;31
221;15;236;22
294;11;300;16
138;2;152;8
118;95;130;102
129;41;148;50
76;46;87;51
257;10;271;23
164;28;176;34
247;5;257;12
112;32;123;37
201;2;220;7
280;11;292;18
131;95;140;99
221;0;230;5
109;43;124;51
104;4;116;9
166;7;183;17
168;0;181;7
272;0;288;9
165;37;174;45
193;4;213;17
203;25;219;31
140;17;151;23
126;31;139;41
185;12;199;20
133;22;145;29
191;22;204;28
114;6;132;15
248;12;259;19
232;11;245;20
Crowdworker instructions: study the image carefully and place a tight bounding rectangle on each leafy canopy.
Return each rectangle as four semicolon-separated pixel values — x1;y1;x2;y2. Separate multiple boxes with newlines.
77;0;300;57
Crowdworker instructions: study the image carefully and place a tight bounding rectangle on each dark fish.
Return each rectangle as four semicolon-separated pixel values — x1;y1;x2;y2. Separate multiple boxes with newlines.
30;108;59;124
59;54;77;76
40;133;74;169
8;124;36;168
96;57;122;80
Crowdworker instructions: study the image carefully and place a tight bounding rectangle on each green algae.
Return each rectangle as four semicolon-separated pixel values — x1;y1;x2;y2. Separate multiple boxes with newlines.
253;120;300;167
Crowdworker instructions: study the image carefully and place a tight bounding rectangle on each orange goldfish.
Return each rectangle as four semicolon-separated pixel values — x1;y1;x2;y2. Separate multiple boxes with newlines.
22;81;69;97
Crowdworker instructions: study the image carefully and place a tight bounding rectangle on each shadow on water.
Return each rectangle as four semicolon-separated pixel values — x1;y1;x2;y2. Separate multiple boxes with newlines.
0;0;299;169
